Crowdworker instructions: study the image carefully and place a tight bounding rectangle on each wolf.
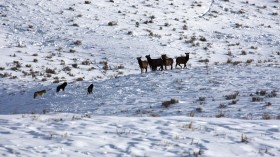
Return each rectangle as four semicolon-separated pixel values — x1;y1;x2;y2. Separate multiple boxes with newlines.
87;84;93;94
34;90;46;99
56;82;67;93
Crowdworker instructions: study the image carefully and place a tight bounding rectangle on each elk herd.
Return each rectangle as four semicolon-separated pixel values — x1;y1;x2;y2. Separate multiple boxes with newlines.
137;53;190;73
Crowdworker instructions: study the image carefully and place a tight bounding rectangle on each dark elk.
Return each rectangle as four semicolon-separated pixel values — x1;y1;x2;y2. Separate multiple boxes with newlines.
136;57;148;73
87;84;93;94
56;82;67;93
176;53;189;68
161;54;174;70
145;55;163;71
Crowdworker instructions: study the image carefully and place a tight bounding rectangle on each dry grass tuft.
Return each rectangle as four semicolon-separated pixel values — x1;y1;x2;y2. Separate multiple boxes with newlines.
262;113;271;120
241;134;249;143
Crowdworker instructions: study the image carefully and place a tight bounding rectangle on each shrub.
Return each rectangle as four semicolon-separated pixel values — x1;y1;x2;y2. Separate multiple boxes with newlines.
46;68;56;74
108;21;118;26
63;66;71;71
241;50;247;55
227;51;232;56
12;60;18;65
46;74;52;78
198;59;209;63
102;64;109;70
53;79;60;83
60;60;65;65
226;58;232;64
81;59;92;65
25;64;31;67
46;54;53;59
250;46;258;49
187;112;195;117
225;92;239;100
85;1;91;4
101;61;109;70
72;23;79;27
198;97;206;101
182;25;188;30
268;90;277;97
11;76;17;79
135;22;139;27
88;67;95;71
276;114;280;120
232;61;242;65
162;98;179;108
246;59;254;64
150;113;160;117
73;40;82;45
68;7;75;11
0;72;11;78
196;107;203;113
0;67;5;70
199;36;206;42
252;96;263;102
117;64;125;69
11;67;18;71
230;99;238;104
241;134;249;143
265;102;272;107
127;31;133;35
42;109;49;114
33;59;38;63
164;22;170;27
256;90;266;96
76;77;83;81
72;64;78;68
69;49;76;53
56;47;63;51
218;103;227;109
216;111;225;118
262;113;271;120
183;122;193;129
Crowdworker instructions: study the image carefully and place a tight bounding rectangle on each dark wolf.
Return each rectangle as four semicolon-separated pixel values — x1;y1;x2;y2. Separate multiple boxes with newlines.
87;84;93;95
56;82;67;93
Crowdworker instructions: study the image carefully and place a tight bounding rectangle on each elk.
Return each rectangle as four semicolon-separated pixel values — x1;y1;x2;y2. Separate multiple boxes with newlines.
176;53;189;68
145;55;163;71
161;54;174;70
136;57;148;73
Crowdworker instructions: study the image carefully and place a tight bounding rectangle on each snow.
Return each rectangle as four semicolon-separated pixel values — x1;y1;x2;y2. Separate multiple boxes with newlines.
0;0;280;156
1;114;280;157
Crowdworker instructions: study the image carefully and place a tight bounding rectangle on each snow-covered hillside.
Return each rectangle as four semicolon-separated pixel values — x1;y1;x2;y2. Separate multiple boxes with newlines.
0;0;279;82
1;114;280;157
0;0;279;156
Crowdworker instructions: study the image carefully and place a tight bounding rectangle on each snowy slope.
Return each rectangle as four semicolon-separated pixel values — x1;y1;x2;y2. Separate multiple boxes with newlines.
0;0;279;82
0;65;280;120
0;0;280;156
1;114;280;157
